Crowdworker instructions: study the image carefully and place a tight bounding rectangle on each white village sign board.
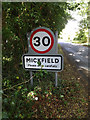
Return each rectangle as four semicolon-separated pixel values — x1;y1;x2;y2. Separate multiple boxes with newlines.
23;55;63;72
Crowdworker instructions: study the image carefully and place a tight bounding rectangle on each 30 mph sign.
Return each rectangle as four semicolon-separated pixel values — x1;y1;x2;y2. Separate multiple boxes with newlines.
29;27;55;54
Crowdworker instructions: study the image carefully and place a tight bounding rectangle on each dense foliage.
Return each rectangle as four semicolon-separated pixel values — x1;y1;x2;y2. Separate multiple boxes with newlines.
73;2;88;43
73;28;87;43
2;2;70;77
2;2;72;90
2;2;81;119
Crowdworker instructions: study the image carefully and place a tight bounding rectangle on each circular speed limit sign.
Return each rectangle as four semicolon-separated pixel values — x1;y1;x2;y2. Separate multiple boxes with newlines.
30;27;55;54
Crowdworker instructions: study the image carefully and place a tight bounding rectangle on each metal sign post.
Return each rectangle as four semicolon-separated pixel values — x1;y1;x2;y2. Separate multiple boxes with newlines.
27;33;34;86
55;31;58;87
55;72;58;87
23;27;63;87
30;71;33;86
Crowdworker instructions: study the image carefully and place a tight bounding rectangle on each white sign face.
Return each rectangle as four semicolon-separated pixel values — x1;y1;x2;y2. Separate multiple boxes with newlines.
32;32;51;51
30;27;54;54
23;55;63;72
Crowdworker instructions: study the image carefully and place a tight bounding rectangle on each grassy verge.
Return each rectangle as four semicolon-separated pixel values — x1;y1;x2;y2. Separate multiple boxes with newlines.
2;45;88;119
58;44;88;118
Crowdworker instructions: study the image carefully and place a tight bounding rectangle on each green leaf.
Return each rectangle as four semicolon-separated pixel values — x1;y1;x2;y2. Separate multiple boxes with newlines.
60;95;64;98
16;76;19;79
37;61;41;66
2;112;9;119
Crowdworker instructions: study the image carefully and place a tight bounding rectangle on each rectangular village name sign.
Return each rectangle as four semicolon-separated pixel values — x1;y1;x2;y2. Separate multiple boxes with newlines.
22;27;63;72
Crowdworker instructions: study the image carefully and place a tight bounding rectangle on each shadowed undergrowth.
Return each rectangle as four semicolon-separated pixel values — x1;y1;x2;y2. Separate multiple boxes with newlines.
2;45;88;119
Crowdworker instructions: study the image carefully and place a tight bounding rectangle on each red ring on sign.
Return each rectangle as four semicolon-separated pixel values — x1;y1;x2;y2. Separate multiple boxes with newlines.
30;28;54;54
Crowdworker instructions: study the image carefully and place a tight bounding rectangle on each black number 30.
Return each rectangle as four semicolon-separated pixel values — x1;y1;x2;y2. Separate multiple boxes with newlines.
33;36;50;46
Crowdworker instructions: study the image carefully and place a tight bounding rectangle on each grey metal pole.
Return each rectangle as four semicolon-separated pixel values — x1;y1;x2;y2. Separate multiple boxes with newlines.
30;71;33;86
55;72;58;87
55;31;58;87
27;33;33;86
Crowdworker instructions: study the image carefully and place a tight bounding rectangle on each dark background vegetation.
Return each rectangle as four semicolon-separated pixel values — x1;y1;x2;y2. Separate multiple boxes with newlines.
2;2;88;119
2;2;80;86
